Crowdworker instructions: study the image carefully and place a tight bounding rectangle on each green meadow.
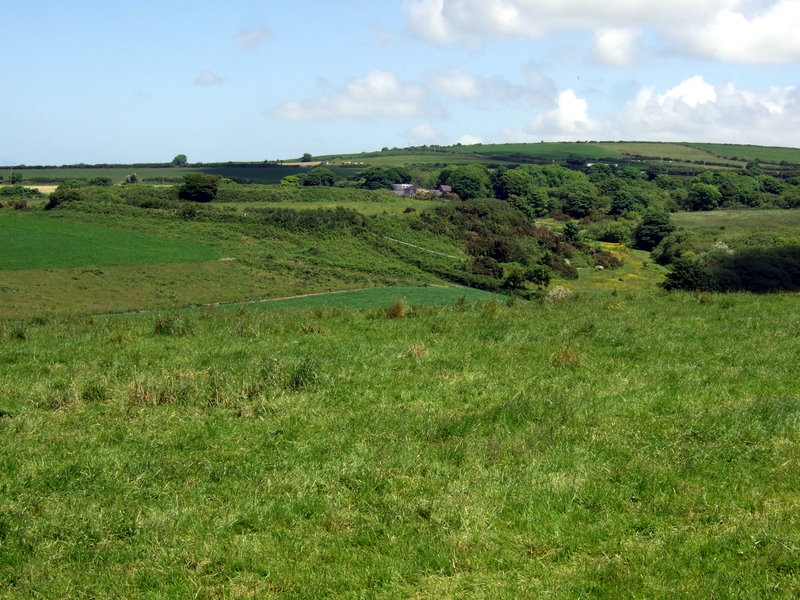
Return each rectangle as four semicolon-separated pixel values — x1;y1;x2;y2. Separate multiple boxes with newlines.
1;291;799;598
0;212;220;270
673;208;800;247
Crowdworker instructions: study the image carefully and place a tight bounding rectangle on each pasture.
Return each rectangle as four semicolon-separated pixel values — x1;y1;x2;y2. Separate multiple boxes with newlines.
673;208;800;247
1;291;798;598
0;212;220;270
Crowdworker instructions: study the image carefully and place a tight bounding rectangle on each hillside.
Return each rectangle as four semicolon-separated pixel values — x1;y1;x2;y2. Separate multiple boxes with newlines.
5;141;800;185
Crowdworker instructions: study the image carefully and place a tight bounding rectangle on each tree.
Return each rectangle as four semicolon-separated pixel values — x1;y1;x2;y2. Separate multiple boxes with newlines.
178;173;220;202
634;210;676;250
496;169;535;200
359;166;394;190
124;173;138;184
562;221;580;243
687;183;721;211
645;163;667;181
9;172;22;184
561;179;598;218
171;154;188;166
661;258;714;291
302;166;338;187
301;153;313;162
651;230;695;265
609;189;645;215
440;165;491;200
280;175;301;187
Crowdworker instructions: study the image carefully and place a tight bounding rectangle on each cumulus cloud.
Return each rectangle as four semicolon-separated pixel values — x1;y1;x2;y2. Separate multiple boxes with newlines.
194;71;223;86
610;76;800;145
236;27;274;50
498;76;800;146
503;89;599;141
272;70;439;120
671;0;800;64
594;27;641;65
403;0;800;64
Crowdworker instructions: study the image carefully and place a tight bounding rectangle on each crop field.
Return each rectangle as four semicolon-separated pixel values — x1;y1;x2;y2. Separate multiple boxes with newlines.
5;165;361;185
595;142;735;163
0;212;220;271
689;143;800;164
1;291;799;598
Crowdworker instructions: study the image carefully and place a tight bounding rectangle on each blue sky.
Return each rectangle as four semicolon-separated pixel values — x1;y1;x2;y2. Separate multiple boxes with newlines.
2;0;799;164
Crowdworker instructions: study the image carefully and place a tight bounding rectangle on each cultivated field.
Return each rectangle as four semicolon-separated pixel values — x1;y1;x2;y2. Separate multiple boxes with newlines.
689;143;800;164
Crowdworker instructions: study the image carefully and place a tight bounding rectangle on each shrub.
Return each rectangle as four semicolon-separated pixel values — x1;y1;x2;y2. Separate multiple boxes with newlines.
44;186;83;210
466;256;503;279
386;299;409;318
179;173;220;202
634;210;676;251
661;258;714;291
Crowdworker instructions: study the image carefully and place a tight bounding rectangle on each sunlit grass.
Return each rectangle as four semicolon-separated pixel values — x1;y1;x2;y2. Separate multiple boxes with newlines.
1;292;799;598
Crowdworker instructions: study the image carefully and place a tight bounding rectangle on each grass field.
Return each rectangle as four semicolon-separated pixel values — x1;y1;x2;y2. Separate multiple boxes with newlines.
213;198;443;216
0;212;220;270
673;209;800;247
689;143;800;164
1;291;798;598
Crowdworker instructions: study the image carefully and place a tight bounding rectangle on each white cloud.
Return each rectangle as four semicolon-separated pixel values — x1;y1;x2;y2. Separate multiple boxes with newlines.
432;69;482;99
409;122;444;140
403;0;800;64
594;27;641;66
506;89;599;141
194;71;223;86
236;27;274;50
671;0;800;64
431;66;556;106
610;76;800;145
272;70;439;120
456;134;483;145
498;76;800;146
659;75;717;107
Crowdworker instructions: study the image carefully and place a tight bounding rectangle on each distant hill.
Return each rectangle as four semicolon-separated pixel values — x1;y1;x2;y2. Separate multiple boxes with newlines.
4;141;800;184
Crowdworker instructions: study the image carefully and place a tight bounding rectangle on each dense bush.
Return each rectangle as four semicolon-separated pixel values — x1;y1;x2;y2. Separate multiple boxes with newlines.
662;245;800;293
634;210;676;251
179;173;220;202
0;185;42;198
